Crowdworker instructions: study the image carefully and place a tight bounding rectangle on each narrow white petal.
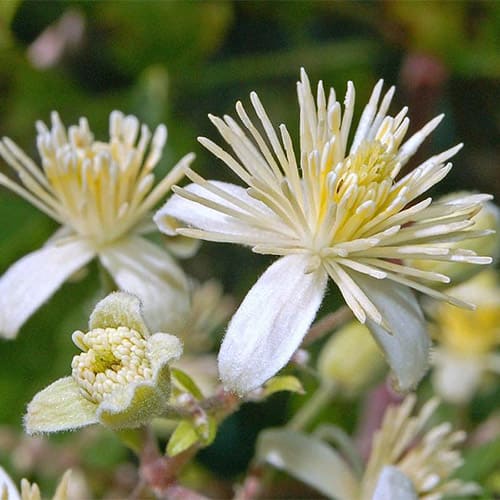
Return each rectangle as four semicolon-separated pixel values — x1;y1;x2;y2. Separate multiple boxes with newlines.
0;238;94;338
372;466;418;500
218;255;327;394
257;429;359;500
98;236;189;334
349;270;431;392
154;181;278;244
0;466;20;500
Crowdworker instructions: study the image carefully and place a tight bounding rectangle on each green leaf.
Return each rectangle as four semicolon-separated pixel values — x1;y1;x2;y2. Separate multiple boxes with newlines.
171;367;204;400
263;376;304;397
166;420;199;457
457;436;500;482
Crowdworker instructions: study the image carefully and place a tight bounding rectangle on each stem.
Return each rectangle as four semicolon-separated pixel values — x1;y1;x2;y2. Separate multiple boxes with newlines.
287;381;337;432
302;306;352;346
137;425;200;498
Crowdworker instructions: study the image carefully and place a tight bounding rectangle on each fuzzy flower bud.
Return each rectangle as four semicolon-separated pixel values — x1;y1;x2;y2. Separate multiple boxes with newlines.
24;292;182;433
317;321;385;395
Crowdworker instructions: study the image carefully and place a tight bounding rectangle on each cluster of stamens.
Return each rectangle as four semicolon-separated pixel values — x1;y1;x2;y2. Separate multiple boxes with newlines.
0;111;186;247
71;327;153;404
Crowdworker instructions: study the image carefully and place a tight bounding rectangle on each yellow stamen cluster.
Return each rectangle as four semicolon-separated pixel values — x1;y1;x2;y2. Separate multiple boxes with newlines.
71;327;153;404
362;396;479;499
0;111;187;247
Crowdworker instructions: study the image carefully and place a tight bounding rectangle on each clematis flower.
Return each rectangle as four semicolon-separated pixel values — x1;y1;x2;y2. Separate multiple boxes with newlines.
24;292;183;433
0;111;194;338
0;466;71;500
429;270;500;404
257;395;480;500
155;69;492;394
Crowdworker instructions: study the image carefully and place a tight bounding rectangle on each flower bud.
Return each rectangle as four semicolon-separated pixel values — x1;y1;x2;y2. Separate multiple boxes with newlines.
25;292;183;434
317;321;385;395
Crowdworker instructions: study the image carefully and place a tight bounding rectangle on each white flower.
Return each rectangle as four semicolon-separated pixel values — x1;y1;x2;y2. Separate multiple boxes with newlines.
257;395;480;500
429;270;500;403
155;69;492;394
0;111;195;338
0;466;72;500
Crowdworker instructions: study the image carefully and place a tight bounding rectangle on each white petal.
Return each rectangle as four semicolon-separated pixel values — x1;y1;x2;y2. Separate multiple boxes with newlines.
0;466;20;500
154;181;279;243
0;239;94;338
349;270;431;392
98;236;189;334
218;255;327;394
372;466;418;500
256;429;359;500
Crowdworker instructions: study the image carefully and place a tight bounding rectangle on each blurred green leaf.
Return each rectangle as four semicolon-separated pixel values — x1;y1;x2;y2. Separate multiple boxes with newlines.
457;437;500;483
167;419;198;457
171;367;204;400
263;376;305;397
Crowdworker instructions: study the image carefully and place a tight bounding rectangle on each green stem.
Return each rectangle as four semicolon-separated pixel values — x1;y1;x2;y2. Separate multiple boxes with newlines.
287;381;337;432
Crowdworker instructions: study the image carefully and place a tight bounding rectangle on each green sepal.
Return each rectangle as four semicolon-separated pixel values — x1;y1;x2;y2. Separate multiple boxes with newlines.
166;420;199;457
89;291;151;337
97;357;172;430
171;367;204;400
24;377;98;434
263;375;304;397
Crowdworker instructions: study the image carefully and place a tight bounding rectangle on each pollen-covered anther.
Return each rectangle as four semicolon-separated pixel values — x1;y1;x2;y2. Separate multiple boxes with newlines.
71;326;153;404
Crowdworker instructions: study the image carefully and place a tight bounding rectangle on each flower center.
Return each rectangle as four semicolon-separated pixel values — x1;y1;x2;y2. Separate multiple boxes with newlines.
333;141;397;204
36;112;166;246
71;326;153;404
314;140;401;245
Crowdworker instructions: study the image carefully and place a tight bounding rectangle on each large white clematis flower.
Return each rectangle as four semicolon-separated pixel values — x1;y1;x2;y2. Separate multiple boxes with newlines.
155;69;492;394
0;111;194;338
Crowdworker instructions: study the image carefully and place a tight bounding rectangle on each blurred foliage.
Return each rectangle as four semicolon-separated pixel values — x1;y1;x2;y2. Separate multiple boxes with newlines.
0;0;498;495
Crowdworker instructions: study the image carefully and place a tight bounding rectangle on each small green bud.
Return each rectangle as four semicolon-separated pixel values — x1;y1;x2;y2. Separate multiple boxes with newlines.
25;292;183;434
317;321;385;395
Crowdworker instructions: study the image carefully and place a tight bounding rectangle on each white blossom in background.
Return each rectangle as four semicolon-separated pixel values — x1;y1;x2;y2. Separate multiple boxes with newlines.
0;466;72;500
429;270;500;404
155;68;492;394
0;111;194;338
257;395;480;500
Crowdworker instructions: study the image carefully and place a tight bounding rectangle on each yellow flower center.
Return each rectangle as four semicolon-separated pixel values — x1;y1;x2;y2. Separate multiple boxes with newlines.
71;327;153;404
436;303;500;355
314;140;401;245
38;114;164;246
333;141;397;204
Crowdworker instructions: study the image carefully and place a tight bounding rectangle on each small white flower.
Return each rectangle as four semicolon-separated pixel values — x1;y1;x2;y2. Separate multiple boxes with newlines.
257;395;480;500
429;270;500;403
155;69;492;394
0;111;195;338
